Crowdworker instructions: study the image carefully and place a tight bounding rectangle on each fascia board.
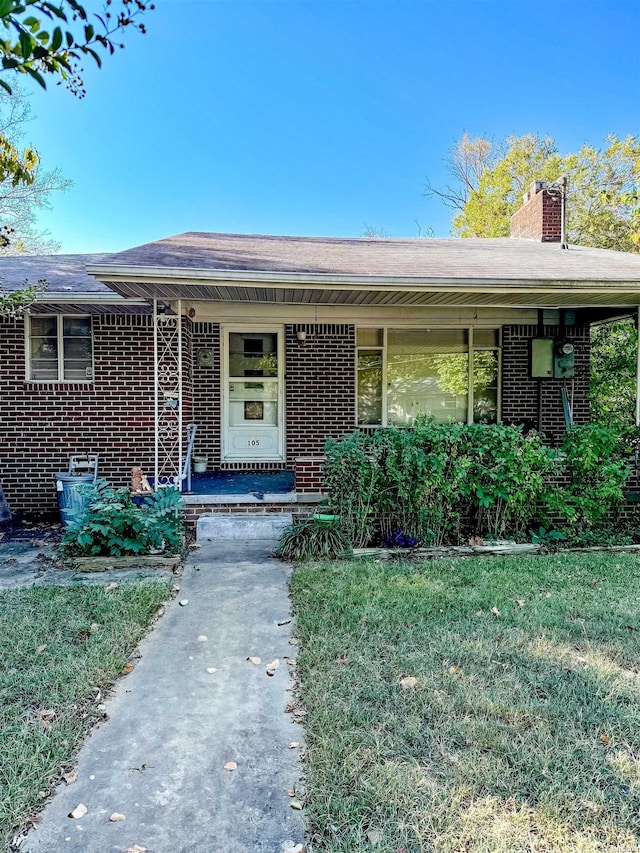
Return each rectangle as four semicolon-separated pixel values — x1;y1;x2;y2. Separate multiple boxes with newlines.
86;263;640;294
34;292;149;304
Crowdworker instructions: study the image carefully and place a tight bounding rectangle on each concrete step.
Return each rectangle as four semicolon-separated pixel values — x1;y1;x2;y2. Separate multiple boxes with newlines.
196;512;293;541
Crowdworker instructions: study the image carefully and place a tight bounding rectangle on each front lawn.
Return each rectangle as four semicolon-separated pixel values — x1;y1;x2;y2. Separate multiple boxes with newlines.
0;580;169;849
291;553;640;852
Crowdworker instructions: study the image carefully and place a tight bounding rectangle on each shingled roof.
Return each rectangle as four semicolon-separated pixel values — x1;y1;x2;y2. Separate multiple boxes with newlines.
1;234;639;310
0;252;111;293
98;232;640;282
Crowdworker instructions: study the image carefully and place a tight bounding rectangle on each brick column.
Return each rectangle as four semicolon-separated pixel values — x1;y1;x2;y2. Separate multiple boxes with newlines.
285;323;356;464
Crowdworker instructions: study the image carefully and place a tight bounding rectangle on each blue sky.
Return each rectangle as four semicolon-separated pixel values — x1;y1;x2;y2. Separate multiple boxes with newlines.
18;0;640;253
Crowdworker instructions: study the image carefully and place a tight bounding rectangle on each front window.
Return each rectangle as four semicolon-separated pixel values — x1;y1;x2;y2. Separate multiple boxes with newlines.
356;328;500;426
27;315;93;382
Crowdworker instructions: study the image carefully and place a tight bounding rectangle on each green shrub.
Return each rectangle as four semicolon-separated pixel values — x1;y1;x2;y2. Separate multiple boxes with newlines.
61;479;184;557
455;422;557;538
324;421;557;547
273;517;351;561
543;423;630;531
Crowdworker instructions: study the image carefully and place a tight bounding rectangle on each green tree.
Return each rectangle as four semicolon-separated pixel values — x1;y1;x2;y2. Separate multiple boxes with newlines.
0;1;151;194
590;318;638;432
0;0;152;97
0;82;70;254
0;1;151;256
0;276;44;315
427;133;640;252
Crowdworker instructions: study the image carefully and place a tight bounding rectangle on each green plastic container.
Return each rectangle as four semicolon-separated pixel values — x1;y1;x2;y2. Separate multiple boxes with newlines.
314;513;340;526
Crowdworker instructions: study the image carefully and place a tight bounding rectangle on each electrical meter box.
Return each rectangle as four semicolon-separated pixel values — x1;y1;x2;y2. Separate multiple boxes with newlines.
554;341;575;378
530;338;553;378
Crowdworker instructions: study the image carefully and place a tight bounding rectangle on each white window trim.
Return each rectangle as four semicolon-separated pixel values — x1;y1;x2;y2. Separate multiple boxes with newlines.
25;314;94;383
355;325;502;427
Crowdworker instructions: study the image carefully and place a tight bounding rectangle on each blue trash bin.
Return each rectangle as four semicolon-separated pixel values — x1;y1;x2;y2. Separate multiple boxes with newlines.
54;473;95;527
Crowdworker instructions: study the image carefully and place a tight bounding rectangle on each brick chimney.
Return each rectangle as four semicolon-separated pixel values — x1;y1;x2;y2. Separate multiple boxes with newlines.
510;180;562;242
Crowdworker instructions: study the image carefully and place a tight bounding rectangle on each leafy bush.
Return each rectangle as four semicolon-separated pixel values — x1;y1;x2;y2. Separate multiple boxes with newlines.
61;480;184;557
543;423;630;531
273;517;351;561
528;526;567;546
324;421;557;547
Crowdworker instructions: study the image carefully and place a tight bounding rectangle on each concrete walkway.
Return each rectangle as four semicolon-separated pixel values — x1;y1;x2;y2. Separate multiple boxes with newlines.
24;541;305;853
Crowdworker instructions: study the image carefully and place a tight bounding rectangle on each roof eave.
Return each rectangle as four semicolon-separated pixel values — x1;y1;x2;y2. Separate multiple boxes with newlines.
35;292;149;304
86;263;640;294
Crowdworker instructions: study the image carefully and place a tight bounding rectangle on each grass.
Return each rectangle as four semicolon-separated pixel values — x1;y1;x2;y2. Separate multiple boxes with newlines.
0;579;170;849
291;552;640;852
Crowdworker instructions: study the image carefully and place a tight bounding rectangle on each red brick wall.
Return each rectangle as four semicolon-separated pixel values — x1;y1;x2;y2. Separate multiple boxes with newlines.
294;456;325;492
183;502;313;525
510;187;562;242
189;322;356;473
501;325;590;443
3;312;594;517
285;323;356;463
0;313;157;517
190;322;221;465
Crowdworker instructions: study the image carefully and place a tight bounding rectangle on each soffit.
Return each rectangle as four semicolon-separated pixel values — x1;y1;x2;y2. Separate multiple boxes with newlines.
100;279;640;310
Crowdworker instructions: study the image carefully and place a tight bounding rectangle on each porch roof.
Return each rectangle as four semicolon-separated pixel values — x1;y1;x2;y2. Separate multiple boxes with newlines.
86;232;640;310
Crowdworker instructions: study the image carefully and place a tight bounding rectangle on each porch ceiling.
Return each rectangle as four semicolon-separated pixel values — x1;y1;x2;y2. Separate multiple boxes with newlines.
98;277;640;310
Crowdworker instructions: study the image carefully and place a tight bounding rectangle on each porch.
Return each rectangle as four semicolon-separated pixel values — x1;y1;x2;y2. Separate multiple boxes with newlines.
178;467;324;528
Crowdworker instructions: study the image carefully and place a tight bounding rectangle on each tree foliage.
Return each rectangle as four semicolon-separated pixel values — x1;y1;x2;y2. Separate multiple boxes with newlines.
0;0;153;98
0;1;150;249
0;276;44;315
427;133;640;252
590;318;638;432
0;83;70;254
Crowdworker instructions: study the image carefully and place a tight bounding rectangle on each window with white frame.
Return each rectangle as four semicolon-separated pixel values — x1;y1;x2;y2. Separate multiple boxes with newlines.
356;328;500;426
27;315;93;382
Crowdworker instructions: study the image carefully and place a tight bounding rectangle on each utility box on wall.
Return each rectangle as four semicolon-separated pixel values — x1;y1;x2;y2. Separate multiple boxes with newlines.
530;338;553;378
554;340;575;378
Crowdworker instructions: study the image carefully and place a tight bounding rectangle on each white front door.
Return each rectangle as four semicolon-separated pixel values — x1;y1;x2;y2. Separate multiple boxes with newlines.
222;326;284;462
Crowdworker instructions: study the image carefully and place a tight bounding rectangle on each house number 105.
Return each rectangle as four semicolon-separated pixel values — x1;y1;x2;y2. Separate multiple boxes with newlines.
248;439;261;447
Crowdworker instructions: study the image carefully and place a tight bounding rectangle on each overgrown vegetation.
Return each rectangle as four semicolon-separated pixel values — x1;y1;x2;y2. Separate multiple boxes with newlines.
320;421;631;550
60;479;184;558
321;421;631;550
544;424;630;532
0;579;169;850
591;318;638;433
291;552;640;852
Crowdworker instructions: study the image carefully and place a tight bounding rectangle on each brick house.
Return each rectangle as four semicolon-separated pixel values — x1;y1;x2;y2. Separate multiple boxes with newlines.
1;181;639;524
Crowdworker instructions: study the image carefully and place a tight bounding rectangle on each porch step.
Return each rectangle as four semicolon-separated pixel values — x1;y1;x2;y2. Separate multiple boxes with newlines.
196;512;293;542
